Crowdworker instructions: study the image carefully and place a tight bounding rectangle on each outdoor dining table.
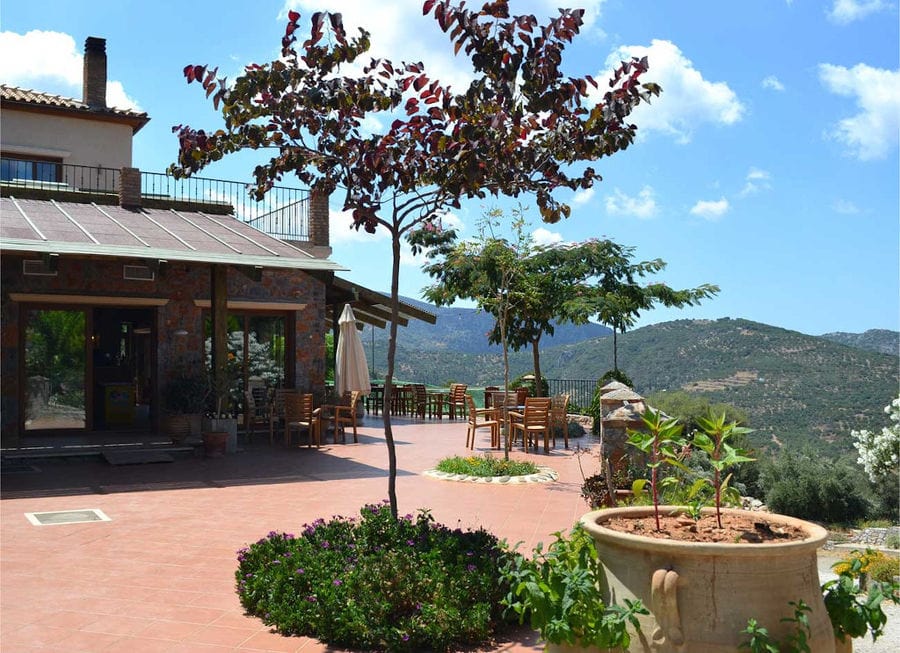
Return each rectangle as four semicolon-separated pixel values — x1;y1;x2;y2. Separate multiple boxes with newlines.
426;390;447;419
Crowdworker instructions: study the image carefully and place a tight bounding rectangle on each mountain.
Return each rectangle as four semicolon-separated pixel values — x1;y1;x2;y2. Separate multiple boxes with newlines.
374;307;897;456
819;329;899;356
380;297;612;354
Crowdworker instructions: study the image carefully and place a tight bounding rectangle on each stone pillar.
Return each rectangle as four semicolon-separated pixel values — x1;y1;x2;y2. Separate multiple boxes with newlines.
308;188;331;249
119;167;141;208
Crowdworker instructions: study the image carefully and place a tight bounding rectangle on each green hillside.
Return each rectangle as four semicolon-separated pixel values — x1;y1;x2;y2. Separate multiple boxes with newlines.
380;315;897;456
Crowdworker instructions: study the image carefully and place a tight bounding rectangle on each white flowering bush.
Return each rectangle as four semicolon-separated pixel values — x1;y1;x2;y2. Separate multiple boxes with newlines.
852;396;900;484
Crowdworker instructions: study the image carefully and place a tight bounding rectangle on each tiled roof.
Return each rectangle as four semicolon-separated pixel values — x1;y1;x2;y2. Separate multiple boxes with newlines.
1;85;149;132
0;196;343;272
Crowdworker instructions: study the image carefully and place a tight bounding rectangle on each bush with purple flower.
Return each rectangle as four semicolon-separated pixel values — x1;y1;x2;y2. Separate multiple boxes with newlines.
235;500;516;651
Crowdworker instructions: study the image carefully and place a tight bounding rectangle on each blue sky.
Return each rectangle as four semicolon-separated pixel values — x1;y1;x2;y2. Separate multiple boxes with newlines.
2;1;898;336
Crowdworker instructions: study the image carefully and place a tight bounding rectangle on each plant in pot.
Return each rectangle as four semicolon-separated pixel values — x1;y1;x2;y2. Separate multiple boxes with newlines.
501;524;648;652
580;408;838;652
202;378;238;457
163;372;209;444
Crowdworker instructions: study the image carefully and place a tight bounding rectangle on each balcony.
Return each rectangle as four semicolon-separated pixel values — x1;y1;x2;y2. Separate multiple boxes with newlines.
0;158;310;242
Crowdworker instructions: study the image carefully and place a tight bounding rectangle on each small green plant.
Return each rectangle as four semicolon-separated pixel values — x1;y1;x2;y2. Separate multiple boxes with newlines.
627;408;688;531
236;501;517;651
823;550;900;646
886;533;900;549
435;454;539;477
739;600;812;653
694;412;755;529
500;525;647;648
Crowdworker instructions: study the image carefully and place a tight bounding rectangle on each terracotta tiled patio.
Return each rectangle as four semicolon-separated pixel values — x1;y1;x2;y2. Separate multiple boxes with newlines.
1;415;597;652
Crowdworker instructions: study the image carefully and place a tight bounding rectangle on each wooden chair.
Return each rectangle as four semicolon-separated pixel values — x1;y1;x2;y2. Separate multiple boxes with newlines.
550;393;571;449
410;383;429;419
268;388;300;444
243;389;269;442
283;393;321;448
483;386;500;408
444;383;468;419
331;390;362;443
464;394;500;449
508;397;551;453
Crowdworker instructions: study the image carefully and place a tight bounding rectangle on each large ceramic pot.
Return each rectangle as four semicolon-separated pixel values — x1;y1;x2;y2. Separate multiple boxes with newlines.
580;506;834;653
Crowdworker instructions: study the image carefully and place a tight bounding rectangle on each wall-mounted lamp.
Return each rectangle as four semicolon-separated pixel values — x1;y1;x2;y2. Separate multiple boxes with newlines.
173;328;189;337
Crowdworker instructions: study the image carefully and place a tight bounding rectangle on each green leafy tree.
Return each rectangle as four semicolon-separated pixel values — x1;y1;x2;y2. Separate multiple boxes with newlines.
170;2;659;517
553;244;719;373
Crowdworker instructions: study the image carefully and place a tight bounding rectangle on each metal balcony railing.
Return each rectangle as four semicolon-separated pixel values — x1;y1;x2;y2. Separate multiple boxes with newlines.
1;158;310;242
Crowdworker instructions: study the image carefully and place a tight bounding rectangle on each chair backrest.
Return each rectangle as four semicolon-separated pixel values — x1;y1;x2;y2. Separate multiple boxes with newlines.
550;393;569;416
515;387;529;405
284;392;314;422
523;397;551;426
272;388;299;417
483;386;499;408
348;390;362;409
451;383;468;401
413;383;427;405
464;394;485;424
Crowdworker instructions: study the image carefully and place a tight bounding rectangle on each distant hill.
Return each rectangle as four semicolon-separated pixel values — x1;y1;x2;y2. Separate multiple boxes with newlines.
374;307;897;456
819;329;899;356
383;297;612;354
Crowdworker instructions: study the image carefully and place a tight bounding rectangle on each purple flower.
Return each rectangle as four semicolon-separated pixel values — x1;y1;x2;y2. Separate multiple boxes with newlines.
406;539;415;546
321;540;330;549
295;568;305;575
333;579;343;586
306;595;317;603
402;634;410;642
467;564;476;572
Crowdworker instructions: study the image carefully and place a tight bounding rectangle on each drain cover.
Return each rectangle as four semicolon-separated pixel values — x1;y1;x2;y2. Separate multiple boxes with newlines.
25;508;111;526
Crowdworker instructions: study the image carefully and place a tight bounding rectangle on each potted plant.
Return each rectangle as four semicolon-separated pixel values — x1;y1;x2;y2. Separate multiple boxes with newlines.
501;524;648;652
162;372;209;444
579;408;838;652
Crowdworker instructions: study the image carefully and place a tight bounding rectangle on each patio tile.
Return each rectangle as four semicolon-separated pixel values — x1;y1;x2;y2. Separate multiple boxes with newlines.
2;416;599;652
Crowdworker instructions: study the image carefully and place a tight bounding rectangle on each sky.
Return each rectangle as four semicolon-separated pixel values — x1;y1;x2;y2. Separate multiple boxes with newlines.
2;0;898;336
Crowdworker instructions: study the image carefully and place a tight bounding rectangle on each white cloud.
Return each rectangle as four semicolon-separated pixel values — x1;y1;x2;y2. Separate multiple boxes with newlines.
761;75;785;92
328;208;390;245
827;0;890;24
572;187;595;206
0;29;142;111
532;227;564;246
604;39;744;143
605;186;658;219
690;198;730;220
832;199;861;214
819;62;900;161
740;167;772;196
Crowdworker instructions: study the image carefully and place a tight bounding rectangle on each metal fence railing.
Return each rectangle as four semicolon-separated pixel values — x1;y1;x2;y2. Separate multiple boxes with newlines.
1;158;310;242
547;378;598;412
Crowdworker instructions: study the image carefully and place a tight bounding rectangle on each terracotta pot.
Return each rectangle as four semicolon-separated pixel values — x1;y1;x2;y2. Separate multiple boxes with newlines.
163;413;191;444
580;506;834;653
202;431;228;458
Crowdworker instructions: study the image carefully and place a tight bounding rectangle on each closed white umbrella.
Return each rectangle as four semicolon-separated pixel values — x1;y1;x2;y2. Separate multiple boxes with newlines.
335;304;372;397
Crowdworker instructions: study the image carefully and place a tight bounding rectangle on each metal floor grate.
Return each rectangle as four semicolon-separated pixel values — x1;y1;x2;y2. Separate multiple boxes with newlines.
25;508;111;526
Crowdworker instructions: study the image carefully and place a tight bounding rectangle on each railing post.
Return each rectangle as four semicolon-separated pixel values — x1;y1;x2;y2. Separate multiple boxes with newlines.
308;188;331;253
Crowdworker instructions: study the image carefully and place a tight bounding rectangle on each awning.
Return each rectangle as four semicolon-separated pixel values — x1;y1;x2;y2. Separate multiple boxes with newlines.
326;276;436;329
0;196;344;272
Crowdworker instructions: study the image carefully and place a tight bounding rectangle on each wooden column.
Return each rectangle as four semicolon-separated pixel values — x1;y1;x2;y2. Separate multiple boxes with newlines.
211;264;228;413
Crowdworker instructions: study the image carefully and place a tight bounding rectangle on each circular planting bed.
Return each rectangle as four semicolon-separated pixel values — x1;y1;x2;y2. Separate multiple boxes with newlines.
423;466;558;484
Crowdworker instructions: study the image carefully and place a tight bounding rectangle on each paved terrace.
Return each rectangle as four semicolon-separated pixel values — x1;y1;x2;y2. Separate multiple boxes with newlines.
1;415;590;652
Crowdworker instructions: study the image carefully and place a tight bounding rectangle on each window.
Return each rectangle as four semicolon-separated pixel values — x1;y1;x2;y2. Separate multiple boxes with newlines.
1;155;61;183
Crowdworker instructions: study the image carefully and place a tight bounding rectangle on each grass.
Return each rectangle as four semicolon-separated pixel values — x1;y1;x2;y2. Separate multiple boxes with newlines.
435;454;540;477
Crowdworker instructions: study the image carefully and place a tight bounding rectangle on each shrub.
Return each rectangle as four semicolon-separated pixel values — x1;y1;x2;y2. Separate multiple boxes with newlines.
760;449;874;524
509;374;549;398
501;525;647;648
553;420;585;442
435;454;539;477
236;501;516;651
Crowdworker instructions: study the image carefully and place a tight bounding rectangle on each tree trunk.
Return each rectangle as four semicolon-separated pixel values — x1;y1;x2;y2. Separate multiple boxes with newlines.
613;329;618;372
530;337;542;397
382;231;401;519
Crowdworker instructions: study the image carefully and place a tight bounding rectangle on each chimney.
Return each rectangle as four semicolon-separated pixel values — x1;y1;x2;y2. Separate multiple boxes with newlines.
83;37;107;109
